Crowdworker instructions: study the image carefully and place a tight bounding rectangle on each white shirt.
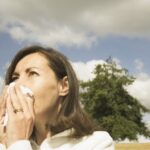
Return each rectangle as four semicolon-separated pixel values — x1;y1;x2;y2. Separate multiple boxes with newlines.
0;130;114;150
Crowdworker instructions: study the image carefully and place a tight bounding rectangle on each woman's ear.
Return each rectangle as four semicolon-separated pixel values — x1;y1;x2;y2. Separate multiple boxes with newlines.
58;76;69;96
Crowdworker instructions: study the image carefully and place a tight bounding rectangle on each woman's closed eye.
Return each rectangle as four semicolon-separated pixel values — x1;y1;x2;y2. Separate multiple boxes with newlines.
11;76;19;82
11;71;39;82
28;71;39;77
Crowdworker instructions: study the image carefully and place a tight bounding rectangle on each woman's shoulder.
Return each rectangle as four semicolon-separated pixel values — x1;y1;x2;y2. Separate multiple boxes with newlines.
83;131;113;143
78;131;114;149
42;130;114;150
90;131;113;141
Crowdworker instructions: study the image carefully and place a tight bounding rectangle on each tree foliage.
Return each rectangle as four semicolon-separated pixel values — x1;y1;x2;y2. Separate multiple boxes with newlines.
80;59;150;141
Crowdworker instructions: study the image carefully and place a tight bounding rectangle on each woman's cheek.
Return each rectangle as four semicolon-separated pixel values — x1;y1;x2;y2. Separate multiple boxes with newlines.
30;77;59;110
33;87;59;114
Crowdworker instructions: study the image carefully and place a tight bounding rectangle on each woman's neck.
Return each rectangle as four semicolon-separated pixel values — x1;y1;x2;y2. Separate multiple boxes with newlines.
33;123;51;145
33;111;57;145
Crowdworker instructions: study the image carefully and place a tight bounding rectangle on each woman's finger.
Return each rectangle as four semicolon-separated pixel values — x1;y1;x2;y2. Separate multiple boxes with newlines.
6;93;14;117
25;95;35;119
9;85;22;111
15;86;31;117
0;86;8;108
0;86;8;118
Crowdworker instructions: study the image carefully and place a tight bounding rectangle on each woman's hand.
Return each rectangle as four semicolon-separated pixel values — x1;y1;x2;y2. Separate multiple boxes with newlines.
0;86;8;145
6;84;35;147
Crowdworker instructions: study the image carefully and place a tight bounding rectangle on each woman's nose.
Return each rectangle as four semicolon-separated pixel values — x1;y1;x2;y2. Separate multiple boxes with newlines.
14;75;28;87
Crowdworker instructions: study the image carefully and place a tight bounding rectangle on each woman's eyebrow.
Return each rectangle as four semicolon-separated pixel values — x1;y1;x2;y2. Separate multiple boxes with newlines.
25;67;41;73
26;67;40;70
13;67;41;75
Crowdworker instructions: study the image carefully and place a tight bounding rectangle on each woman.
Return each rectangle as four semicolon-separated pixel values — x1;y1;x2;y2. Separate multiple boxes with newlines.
0;45;114;150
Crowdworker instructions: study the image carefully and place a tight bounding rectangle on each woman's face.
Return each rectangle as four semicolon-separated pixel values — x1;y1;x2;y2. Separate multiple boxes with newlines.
11;53;62;117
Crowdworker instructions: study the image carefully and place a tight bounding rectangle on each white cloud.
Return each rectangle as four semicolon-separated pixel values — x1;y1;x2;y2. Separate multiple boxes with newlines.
71;60;105;81
126;73;150;109
125;59;150;109
1;0;150;47
72;57;124;82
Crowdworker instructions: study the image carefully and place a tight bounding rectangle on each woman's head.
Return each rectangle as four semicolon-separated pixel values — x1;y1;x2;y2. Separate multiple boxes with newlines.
5;45;97;137
5;45;79;116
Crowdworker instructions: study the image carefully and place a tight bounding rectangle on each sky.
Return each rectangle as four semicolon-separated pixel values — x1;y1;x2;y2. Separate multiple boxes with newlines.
0;0;150;142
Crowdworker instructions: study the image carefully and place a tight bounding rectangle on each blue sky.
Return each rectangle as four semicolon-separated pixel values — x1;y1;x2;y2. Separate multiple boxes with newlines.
0;33;150;76
0;0;150;142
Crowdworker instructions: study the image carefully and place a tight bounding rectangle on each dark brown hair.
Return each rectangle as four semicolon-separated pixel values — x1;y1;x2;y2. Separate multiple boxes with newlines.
5;45;98;138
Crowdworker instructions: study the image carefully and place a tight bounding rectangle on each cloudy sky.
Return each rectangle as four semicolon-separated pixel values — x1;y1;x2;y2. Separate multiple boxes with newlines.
0;0;150;142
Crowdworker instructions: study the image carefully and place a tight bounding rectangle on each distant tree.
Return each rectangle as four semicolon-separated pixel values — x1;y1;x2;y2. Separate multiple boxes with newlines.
80;58;150;141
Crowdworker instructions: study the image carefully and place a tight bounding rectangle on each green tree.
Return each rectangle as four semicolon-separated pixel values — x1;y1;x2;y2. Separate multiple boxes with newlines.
80;59;150;141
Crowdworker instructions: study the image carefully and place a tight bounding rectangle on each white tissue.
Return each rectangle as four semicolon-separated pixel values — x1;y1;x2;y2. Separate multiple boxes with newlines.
3;83;33;127
7;83;33;96
20;85;33;97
